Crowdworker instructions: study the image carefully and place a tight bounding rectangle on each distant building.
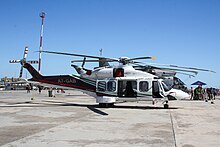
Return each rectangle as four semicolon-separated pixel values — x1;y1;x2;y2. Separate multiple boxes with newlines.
0;77;28;90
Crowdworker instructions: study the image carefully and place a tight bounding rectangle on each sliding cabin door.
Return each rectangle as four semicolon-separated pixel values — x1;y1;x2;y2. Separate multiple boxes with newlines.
117;80;137;97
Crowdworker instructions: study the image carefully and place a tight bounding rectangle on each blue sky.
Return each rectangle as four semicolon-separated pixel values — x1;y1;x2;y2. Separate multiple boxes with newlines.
1;0;220;88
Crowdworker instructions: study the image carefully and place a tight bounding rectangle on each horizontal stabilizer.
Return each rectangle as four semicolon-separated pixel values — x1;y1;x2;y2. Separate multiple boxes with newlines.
71;64;86;74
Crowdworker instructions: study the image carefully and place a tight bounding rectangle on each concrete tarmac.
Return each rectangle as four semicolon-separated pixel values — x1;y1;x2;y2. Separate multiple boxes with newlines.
0;90;220;147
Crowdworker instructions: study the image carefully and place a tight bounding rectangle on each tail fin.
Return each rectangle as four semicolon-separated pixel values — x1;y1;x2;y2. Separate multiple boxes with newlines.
23;62;43;80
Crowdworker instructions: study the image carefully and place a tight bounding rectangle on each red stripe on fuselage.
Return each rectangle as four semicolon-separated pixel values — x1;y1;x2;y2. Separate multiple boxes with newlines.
32;78;96;92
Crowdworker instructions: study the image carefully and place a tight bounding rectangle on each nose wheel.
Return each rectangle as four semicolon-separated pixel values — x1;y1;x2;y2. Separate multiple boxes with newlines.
163;100;169;109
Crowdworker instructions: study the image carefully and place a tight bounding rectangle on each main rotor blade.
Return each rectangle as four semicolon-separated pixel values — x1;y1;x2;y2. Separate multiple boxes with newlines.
131;61;147;64
169;65;216;73
41;50;119;63
41;50;105;59
150;66;199;75
71;59;118;63
144;62;216;73
71;59;100;63
133;64;198;75
41;50;102;58
128;56;156;61
41;50;159;65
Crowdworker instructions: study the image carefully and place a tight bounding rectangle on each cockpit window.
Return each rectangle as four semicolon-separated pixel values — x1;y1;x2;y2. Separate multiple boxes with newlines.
107;81;116;91
139;81;149;92
174;77;185;85
162;82;171;92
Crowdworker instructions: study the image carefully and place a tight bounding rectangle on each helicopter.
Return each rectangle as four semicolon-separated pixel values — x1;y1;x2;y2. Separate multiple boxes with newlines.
10;47;192;108
39;50;191;107
41;50;214;92
64;50;215;93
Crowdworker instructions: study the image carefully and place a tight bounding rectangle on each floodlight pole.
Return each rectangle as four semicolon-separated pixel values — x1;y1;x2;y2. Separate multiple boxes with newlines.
38;12;46;73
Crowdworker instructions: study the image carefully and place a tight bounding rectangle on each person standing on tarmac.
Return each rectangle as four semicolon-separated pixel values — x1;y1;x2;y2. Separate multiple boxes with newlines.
194;85;203;100
38;86;42;94
26;84;31;93
190;87;194;100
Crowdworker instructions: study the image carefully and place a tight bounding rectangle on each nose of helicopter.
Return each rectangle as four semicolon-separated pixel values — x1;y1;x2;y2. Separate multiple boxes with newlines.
167;88;190;100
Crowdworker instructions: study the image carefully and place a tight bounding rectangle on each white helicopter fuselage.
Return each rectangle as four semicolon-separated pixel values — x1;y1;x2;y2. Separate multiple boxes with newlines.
73;64;190;102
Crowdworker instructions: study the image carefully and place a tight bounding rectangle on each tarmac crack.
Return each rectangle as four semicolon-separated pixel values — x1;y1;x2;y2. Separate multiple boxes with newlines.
169;109;177;147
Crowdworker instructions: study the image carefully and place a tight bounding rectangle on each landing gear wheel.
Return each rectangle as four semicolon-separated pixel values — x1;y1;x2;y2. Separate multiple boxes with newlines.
164;103;169;109
99;103;106;108
163;100;169;109
152;100;155;105
99;103;114;108
109;103;114;107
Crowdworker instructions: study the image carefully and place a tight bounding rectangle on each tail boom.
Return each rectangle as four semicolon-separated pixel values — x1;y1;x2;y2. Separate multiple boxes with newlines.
23;63;96;92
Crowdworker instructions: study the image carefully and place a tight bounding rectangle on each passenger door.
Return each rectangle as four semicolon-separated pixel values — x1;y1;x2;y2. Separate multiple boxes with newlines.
117;80;137;97
152;81;163;98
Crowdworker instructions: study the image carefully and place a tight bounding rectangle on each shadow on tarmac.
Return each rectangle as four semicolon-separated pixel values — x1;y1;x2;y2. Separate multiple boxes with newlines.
0;100;178;116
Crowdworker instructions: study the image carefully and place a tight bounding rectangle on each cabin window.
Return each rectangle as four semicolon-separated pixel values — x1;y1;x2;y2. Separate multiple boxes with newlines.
97;81;106;91
139;81;149;92
107;81;116;91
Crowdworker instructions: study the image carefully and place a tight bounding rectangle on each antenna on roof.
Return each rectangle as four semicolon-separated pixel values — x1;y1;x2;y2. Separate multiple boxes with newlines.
99;48;103;56
38;11;46;73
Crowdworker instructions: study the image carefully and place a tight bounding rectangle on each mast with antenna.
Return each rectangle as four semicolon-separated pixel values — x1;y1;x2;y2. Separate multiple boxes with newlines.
38;12;46;73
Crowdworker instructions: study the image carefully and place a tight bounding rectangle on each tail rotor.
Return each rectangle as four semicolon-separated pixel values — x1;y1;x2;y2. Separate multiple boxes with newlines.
9;46;39;78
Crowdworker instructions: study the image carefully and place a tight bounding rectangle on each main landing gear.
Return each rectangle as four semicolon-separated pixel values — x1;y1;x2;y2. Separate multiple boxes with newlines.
99;103;114;108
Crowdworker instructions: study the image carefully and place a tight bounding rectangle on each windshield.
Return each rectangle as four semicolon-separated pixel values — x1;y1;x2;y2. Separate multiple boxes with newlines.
162;81;171;92
174;77;185;85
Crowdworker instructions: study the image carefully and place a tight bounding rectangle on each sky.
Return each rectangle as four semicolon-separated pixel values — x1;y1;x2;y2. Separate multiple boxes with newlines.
0;0;220;88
